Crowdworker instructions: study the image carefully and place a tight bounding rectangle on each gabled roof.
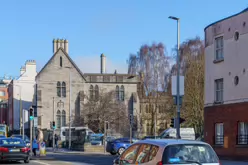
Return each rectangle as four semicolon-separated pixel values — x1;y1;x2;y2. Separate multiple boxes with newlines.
36;48;87;81
204;7;248;31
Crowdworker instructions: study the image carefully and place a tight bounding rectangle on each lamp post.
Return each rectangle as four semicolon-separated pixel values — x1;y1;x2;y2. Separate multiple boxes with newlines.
169;16;181;139
65;66;72;150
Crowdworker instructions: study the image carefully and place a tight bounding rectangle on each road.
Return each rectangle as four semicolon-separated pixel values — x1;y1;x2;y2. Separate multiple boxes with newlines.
0;153;247;165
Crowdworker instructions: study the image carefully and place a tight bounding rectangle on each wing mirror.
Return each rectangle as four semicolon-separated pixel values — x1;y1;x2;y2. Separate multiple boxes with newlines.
113;157;120;164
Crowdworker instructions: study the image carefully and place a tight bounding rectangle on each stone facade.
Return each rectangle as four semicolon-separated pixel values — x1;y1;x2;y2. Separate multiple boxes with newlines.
35;39;140;136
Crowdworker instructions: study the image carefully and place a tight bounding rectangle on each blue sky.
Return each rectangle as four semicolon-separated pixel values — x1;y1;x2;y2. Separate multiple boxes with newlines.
0;0;247;77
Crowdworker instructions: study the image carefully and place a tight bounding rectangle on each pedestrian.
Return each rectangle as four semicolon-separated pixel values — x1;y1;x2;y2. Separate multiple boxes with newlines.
54;134;58;151
32;138;38;156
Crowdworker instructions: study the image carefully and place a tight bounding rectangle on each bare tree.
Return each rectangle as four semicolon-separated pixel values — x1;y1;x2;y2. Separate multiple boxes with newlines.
127;43;171;136
168;37;204;135
79;90;129;136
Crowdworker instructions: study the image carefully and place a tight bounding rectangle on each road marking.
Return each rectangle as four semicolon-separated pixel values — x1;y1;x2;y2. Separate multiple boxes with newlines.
32;160;51;165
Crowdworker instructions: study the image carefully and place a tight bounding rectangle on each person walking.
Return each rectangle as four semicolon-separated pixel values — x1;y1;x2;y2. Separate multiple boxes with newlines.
54;134;59;151
32;138;38;156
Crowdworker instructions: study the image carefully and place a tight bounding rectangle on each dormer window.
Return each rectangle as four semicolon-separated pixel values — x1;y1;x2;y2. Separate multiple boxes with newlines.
60;56;63;67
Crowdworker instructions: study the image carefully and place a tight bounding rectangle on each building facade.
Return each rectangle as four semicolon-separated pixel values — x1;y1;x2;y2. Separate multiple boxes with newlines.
35;39;141;136
0;76;11;124
204;8;248;158
8;61;37;131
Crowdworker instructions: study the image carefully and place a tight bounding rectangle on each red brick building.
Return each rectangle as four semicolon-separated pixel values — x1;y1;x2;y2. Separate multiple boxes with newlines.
204;8;248;159
0;79;9;124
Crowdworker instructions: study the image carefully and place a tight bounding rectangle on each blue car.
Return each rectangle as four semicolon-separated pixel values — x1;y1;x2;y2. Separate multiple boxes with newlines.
106;137;138;155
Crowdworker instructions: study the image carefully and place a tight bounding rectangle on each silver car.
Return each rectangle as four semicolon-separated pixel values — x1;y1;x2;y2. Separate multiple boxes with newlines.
113;139;221;165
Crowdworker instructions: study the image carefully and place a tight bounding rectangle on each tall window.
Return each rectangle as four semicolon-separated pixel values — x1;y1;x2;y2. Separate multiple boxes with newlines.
116;86;119;101
60;56;63;67
237;122;248;145
215;79;223;102
95;85;99;100
62;82;66;97
56;110;61;129
89;85;94;100
215;36;224;60
120;85;125;101
146;105;149;113
62;110;66;127
57;82;61;97
215;123;224;145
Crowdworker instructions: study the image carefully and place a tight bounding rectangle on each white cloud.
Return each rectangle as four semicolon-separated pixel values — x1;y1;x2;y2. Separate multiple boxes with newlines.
74;55;128;74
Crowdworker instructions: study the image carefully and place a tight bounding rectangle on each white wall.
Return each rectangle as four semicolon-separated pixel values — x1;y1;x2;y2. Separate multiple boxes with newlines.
12;61;37;130
205;32;248;107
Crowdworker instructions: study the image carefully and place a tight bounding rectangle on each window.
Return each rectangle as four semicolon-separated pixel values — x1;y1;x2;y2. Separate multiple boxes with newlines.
215;36;223;60
89;85;94;100
56;110;61;129
237;122;248;145
162;144;219;164
215;123;224;145
61;110;66;127
95;85;99;100
215;79;223;102
120;144;140;164
120;85;125;101
146;105;149;113
62;82;66;97
116;86;119;101
60;56;63;67
135;144;151;163
146;123;150;135
0;91;5;96
57;82;61;97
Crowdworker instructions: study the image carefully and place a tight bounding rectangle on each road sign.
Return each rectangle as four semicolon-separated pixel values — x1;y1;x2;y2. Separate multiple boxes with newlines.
129;114;134;127
34;117;38;127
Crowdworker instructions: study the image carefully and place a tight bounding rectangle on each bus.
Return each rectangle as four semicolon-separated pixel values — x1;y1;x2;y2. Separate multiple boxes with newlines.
0;124;8;137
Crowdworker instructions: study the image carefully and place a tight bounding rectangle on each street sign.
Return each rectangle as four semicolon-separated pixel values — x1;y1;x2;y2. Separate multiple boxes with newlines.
129;114;134;127
171;76;184;96
34;117;38;127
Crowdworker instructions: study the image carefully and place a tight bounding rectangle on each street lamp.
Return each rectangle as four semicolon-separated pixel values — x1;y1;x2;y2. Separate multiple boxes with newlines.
169;16;181;139
65;66;72;150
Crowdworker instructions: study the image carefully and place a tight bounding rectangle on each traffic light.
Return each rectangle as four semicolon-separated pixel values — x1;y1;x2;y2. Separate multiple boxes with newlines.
129;114;134;126
170;118;175;128
52;121;56;129
29;108;34;120
179;117;186;124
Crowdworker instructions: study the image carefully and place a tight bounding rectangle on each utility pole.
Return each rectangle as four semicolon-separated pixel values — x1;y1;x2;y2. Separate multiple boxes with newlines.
22;109;25;140
19;95;22;135
129;114;133;144
52;97;55;150
169;16;181;139
104;121;107;154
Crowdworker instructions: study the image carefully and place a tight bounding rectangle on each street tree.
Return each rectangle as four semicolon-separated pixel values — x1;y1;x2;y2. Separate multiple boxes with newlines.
168;37;204;135
127;43;171;135
79;90;130;136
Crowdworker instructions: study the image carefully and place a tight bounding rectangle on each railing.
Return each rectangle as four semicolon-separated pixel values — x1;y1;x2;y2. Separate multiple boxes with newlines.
214;135;224;145
237;134;248;145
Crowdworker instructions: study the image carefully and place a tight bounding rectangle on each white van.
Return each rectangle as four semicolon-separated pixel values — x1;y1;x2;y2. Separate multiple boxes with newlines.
159;128;195;140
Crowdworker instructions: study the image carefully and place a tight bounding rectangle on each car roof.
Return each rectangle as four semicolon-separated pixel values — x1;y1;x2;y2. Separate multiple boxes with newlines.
136;139;209;147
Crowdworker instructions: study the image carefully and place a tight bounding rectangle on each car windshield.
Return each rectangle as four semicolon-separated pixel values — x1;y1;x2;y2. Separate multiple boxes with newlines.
163;144;219;164
0;139;24;145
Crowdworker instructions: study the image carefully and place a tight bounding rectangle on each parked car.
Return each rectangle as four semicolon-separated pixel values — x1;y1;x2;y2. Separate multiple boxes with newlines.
0;137;30;163
106;137;138;155
11;134;30;147
113;139;221;165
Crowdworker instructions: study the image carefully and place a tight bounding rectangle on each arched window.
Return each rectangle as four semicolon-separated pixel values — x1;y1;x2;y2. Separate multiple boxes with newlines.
149;104;152;113
60;56;63;67
62;82;66;97
146;105;149;113
116;86;119;100
62;110;66;126
56;110;61;128
89;85;94;100
95;85;99;100
146;123;150;135
120;85;125;101
57;82;61;97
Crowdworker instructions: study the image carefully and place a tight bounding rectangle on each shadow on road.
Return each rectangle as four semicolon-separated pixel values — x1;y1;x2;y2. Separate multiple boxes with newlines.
47;153;116;165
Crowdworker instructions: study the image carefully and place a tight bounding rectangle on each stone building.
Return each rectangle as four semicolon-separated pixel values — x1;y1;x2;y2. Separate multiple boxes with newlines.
35;39;140;136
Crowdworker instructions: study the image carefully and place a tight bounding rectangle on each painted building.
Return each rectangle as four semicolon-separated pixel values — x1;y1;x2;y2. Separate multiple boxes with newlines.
0;76;11;124
8;61;37;131
204;7;248;158
35;39;141;136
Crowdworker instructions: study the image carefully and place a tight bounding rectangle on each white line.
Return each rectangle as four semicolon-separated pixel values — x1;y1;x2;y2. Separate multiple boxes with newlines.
32;160;51;165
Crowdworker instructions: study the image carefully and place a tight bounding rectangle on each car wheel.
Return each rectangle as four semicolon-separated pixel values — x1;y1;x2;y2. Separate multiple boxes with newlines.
118;147;125;155
110;151;116;155
24;157;30;163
